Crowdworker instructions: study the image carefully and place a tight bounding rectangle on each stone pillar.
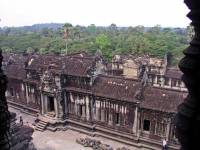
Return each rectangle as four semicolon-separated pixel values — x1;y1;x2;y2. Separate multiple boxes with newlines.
54;98;59;118
44;95;48;114
108;111;113;125
25;84;29;104
86;96;90;121
81;102;85;118
92;106;95;121
166;121;171;141
64;92;67;115
169;78;172;87
137;111;140;137
41;94;44;115
101;101;105;122
154;75;158;84
101;109;105;122
133;104;138;134
161;77;165;87
0;48;11;150
175;1;200;150
74;97;79;115
96;101;100;121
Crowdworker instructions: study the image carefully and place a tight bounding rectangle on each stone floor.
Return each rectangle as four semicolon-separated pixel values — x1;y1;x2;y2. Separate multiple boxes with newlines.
8;107;138;150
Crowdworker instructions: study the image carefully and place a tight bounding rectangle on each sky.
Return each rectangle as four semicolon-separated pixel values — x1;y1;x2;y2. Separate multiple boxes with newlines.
0;0;190;28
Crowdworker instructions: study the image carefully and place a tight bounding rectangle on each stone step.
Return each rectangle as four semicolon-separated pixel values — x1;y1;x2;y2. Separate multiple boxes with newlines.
36;124;46;128
39;121;47;125
36;125;44;129
47;114;55;118
47;112;56;118
35;120;48;132
35;127;44;132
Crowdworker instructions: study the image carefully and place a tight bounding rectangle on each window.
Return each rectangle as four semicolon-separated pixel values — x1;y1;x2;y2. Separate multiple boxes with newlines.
171;80;176;87
10;88;14;96
164;78;170;86
116;113;120;125
143;119;150;131
79;105;83;116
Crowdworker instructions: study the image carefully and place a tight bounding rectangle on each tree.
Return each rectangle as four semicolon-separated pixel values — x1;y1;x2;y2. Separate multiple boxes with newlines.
95;34;112;59
63;23;73;54
1;47;13;53
95;34;110;50
38;48;47;54
88;24;96;34
26;47;34;54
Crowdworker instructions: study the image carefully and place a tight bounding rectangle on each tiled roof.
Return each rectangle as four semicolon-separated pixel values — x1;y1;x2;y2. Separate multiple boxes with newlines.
165;68;183;79
25;54;95;76
92;75;141;102
4;64;26;80
141;86;186;113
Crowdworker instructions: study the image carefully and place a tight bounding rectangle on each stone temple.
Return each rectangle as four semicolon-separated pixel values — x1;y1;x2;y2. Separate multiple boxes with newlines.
2;51;187;149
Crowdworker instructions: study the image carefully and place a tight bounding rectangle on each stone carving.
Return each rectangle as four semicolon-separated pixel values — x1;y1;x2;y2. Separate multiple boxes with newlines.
40;69;57;93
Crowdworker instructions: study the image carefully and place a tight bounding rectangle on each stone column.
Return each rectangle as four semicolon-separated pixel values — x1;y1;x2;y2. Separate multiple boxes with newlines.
108;102;112;125
132;104;138;134
108;110;113;125
25;84;29;104
154;75;158;85
175;1;200;149
96;101;100;121
86;96;90;121
166;121;171;141
54;97;59;118
64;92;67;115
44;95;48;114
169;78;172;88
41;94;44;115
101;109;105;122
161;77;165;86
101;101;105;122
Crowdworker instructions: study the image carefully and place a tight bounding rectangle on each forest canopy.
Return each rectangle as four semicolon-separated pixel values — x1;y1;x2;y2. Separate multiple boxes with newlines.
0;23;192;65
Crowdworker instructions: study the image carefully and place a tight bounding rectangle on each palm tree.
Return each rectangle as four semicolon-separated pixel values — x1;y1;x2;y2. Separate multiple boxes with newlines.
62;23;73;54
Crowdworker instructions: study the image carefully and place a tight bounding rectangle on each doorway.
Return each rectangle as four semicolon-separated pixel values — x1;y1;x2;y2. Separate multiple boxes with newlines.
48;96;55;112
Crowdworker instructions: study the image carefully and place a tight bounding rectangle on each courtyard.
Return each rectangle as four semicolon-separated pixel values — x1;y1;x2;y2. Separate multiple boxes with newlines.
9;107;137;150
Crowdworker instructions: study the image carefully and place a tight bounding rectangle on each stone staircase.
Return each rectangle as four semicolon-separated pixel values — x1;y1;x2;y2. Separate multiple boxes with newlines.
46;112;56;118
35;120;48;132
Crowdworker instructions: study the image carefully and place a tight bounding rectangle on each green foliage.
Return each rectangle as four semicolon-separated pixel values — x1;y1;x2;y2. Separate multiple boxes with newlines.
95;34;110;50
26;47;34;53
0;23;189;64
1;46;13;53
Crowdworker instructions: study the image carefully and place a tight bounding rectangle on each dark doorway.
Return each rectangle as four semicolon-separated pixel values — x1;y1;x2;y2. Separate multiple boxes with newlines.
116;113;120;124
143;119;150;131
48;96;55;112
79;105;83;116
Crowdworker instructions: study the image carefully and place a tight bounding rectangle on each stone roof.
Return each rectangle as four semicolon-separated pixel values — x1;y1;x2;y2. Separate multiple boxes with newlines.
25;54;96;76
4;64;26;80
62;56;95;76
3;53;28;66
2;53;27;80
92;75;141;102
3;52;187;114
165;68;183;79
141;86;186;113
